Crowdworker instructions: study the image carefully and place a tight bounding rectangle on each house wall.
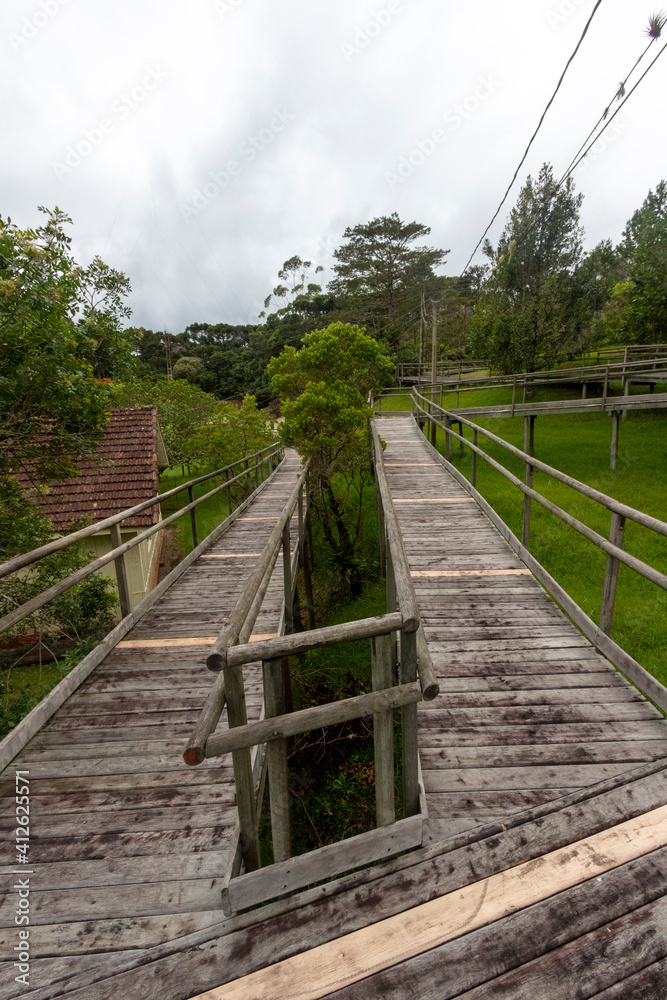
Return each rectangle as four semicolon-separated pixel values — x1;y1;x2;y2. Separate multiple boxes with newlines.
88;524;162;614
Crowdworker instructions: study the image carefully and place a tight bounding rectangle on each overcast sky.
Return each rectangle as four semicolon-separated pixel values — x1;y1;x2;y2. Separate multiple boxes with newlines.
2;0;665;333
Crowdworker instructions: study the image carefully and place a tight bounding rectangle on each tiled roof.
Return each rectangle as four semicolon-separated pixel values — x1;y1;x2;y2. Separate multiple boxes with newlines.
17;408;164;531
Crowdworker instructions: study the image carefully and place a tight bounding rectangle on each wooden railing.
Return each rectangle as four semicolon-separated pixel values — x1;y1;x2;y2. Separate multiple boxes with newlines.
0;443;282;630
411;390;667;715
184;445;439;911
0;442;284;771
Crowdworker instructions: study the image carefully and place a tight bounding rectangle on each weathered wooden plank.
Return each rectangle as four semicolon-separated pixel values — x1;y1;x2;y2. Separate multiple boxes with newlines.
418;702;662;727
417;721;667;746
186;806;667;1000
320;847;667;1000
425;789;564;816
422;762;634;792
452;896;667;999
588;958;667;999
422;688;642;708
0;873;228;927
225;816;423;915
434;673;624;692
419;742;667;768
14;825;235;863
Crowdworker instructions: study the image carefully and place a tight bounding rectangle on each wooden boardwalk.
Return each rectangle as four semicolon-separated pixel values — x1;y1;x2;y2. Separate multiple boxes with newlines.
2;428;667;998
375;416;667;842
0;450;303;997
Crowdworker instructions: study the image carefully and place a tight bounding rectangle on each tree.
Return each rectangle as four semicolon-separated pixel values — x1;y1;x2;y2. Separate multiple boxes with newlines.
0;207;120;483
603;181;667;343
77;257;138;379
110;378;219;471
190;395;276;473
469;164;589;372
329;213;449;347
268;322;393;593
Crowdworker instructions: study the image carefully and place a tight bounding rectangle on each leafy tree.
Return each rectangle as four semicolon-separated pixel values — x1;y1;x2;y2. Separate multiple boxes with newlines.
268;322;393;593
0;207;120;483
468;164;591;372
190;395;276;472
601;181;667;344
329;213;448;347
110;377;219;470
77;257;137;379
0;477;116;643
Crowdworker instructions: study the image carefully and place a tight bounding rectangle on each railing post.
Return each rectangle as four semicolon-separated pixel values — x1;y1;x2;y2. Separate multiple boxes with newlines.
458;421;464;456
522;416;535;550
599;513;626;635
444;417;452;462
109;522;131;618
471;428;478;488
188;485;199;548
226;470;232;516
386;546;397;681
377;492;387;578
263;657;291;862
603;366;609;405
283;522;294;635
245;457;251;497
610;411;620;471
372;634;395;827
430;412;437;446
224;662;261;872
400;629;419;818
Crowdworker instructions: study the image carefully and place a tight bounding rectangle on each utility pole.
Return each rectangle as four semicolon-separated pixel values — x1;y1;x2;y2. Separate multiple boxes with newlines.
419;287;425;371
163;331;173;380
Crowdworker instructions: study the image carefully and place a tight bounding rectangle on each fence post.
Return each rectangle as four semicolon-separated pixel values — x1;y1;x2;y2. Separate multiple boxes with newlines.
283;522;294;635
109;523;131;618
188;486;199;548
603;366;609;405
224;663;261;872
522;416;535;550
245;457;251;497
610;411;620;471
471;428;478;487
372;634;395;827
400;629;419;818
226;470;232;516
444;417;452;462
599;513;626;635
386;546;397;681
430;413;437;446
263;657;291;862
458;421;464;456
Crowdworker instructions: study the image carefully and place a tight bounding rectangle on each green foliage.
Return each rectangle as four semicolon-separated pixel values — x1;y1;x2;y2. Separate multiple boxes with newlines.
330;213;449;346
269;323;392;593
0;207;121;482
0;477;117;642
604;181;667;344
190;394;276;471
469;164;593;372
110;377;219;468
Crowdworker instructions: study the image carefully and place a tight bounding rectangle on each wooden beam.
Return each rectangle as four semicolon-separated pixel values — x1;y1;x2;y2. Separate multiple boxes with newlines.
411;569;531;578
192;804;667;1000
205;683;422;758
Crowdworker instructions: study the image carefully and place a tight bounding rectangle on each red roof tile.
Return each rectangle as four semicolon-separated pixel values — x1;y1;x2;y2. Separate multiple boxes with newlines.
15;408;165;531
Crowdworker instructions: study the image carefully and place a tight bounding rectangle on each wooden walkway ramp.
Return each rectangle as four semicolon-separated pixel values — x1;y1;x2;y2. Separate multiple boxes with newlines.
375;415;667;843
0;450;304;998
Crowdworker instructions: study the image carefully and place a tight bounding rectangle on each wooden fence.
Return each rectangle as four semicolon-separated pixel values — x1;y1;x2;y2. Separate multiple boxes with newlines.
185;440;439;913
410;390;667;715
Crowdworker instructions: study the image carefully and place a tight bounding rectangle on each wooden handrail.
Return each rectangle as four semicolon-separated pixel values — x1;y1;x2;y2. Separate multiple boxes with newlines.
0;447;283;634
204;682;422;758
413;390;667;539
0;442;280;579
205;461;310;672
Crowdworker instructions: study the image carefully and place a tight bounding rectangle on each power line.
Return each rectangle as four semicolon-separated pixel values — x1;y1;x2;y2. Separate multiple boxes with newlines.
462;0;605;273
558;16;666;185
559;38;667;185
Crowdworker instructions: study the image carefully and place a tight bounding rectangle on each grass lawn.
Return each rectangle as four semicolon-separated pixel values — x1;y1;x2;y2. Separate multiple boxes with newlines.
376;383;667;687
